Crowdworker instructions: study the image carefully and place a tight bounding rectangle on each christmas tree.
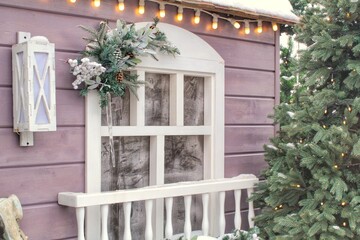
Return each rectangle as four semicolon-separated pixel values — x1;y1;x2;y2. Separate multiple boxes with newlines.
252;1;360;239
280;36;298;103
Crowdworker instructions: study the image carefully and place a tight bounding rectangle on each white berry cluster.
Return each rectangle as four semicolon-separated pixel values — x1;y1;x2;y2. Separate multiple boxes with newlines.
68;58;106;89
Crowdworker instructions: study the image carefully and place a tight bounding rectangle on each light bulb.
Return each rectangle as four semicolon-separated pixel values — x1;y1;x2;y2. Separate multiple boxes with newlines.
341;153;345;157
343;222;347;227
348;106;352;112
257;21;263;33
324;109;328;114
69;0;76;3
341;201;346;206
93;0;100;7
159;3;165;18
334;165;339;169
272;22;278;31
194;10;201;24
138;0;145;14
320;202;324;206
177;7;183;21
118;0;125;11
230;19;240;29
212;15;218;30
245;21;250;35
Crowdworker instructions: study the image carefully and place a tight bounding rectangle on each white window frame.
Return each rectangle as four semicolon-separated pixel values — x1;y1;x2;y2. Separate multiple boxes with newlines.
85;23;225;239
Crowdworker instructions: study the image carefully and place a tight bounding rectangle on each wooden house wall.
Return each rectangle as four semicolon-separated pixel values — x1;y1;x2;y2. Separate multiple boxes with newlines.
0;0;279;238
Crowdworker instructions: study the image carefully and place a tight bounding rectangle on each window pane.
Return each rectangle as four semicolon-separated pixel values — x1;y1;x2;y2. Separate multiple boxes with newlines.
184;76;204;126
145;72;170;126
165;135;204;234
102;136;150;240
101;90;130;126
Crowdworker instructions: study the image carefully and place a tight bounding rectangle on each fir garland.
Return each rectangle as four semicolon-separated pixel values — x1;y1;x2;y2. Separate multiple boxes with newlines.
68;18;180;108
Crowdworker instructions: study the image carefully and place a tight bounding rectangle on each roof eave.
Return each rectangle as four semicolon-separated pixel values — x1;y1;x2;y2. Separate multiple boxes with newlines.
171;0;299;25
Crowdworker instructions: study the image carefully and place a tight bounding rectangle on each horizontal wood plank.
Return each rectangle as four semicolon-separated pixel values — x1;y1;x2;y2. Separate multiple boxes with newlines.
21;204;77;240
0;88;84;127
225;68;275;97
225;126;274;154
0;0;275;44
225;154;267;178
225;97;274;124
200;35;275;71
0;164;84;205
0;127;84;167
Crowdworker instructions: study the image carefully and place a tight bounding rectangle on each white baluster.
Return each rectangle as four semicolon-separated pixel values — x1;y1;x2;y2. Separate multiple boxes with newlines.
219;191;226;235
76;207;85;240
247;188;255;228
101;205;109;240
123;202;132;240
165;197;173;239
201;194;209;236
184;195;192;240
145;200;153;240
234;190;242;230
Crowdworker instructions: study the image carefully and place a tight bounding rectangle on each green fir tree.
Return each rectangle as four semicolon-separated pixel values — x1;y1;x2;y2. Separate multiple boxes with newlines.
280;36;298;103
252;1;360;239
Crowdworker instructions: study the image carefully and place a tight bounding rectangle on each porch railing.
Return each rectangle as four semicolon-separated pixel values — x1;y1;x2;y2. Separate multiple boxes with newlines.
58;174;259;240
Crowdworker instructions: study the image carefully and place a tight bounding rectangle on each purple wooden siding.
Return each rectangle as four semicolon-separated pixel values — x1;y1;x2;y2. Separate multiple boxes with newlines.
0;0;278;238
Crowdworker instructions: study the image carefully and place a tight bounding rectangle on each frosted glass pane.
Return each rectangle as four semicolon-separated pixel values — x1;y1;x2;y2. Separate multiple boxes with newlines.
101;91;130;126
34;52;50;124
184;76;204;126
44;66;51;106
145;73;170;126
34;52;48;78
33;66;50;125
101;136;150;240
165;135;204;234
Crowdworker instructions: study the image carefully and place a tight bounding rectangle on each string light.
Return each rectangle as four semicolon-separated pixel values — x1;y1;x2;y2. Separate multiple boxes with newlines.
324;108;328;114
343;118;347;125
230;19;240;29
118;0;125;11
299;138;303;144
343;222;347;227
245;21;250;35
341;201;346;206
194;9;201;24
341;153;345;157
177;6;183;21
334;165;339;169
272;22;278;31
348;106;352;112
138;0;145;14
323;124;327;129
320;202;324;206
66;0;279;35
159;2;166;18
93;0;101;7
257;20;263;33
212;15;218;30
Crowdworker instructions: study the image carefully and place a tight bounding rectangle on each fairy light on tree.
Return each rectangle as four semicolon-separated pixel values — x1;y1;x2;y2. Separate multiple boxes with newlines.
118;0;125;11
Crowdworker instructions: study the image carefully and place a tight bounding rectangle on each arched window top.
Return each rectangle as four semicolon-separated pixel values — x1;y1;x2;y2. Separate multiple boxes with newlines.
135;22;224;69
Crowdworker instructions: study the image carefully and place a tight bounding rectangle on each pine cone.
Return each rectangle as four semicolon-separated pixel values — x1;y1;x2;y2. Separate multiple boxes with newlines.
116;72;124;82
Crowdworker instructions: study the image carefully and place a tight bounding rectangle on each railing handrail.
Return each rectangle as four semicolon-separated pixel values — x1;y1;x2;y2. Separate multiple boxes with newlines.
58;174;258;208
